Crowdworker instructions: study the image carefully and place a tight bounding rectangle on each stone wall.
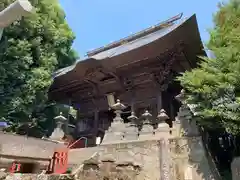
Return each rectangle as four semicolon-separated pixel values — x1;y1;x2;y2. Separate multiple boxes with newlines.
0;132;65;159
169;137;218;180
231;157;240;180
1;173;74;180
70;137;219;180
73;140;160;180
0;134;220;180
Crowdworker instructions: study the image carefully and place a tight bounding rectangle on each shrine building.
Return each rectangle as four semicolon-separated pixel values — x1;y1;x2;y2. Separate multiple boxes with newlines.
48;13;205;146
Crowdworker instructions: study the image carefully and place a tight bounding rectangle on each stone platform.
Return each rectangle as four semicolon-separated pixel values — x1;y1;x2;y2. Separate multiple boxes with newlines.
69;137;219;180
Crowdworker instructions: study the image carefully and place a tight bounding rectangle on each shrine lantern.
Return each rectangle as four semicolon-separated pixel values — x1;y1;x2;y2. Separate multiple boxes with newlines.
49;112;66;141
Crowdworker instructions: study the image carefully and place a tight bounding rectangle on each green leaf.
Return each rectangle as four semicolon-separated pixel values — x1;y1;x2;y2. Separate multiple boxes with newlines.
0;0;78;137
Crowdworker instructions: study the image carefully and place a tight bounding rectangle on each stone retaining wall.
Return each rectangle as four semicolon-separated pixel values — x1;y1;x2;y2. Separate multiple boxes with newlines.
1;173;74;180
0;132;65;159
231;157;240;180
71;137;218;180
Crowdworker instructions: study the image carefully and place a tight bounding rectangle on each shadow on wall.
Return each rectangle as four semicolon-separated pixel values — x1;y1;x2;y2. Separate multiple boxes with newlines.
201;127;235;180
200;129;224;180
168;135;222;180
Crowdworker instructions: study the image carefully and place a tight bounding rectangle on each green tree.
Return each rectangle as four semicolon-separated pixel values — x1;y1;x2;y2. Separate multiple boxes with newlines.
178;0;240;135
0;0;78;136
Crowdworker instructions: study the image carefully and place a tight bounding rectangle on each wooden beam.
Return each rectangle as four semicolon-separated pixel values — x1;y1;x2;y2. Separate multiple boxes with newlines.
99;68;125;90
84;79;99;95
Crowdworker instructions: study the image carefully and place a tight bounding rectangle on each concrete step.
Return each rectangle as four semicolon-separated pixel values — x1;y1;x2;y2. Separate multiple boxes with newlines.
68;147;99;165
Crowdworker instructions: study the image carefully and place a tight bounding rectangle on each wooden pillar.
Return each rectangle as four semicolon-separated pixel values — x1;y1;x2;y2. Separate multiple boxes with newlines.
157;91;162;111
66;99;71;135
170;100;174;121
92;96;99;138
94;108;99;134
131;92;135;112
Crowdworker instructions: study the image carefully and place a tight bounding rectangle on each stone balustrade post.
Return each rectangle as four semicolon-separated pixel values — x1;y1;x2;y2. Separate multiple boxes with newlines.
175;90;200;137
102;99;126;144
138;110;154;140
157;109;170;130
125;111;139;140
49;112;66;141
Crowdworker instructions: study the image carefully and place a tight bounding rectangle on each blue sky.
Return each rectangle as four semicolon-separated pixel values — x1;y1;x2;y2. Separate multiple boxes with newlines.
59;0;221;57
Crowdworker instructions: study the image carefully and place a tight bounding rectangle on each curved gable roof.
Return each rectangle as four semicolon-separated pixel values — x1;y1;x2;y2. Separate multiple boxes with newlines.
53;15;202;83
53;13;197;79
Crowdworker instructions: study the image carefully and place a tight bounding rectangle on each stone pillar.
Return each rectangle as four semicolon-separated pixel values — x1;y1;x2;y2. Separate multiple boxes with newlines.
175;90;199;137
177;104;199;137
169;138;190;180
50;112;65;141
102;99;126;144
231;157;240;180
156;92;169;128
184;164;194;180
139;110;154;140
125;111;139;140
153;109;171;139
159;139;170;180
173;118;181;137
157;109;170;129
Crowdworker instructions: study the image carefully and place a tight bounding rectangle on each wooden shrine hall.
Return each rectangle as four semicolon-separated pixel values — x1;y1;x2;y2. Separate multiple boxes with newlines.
48;13;205;146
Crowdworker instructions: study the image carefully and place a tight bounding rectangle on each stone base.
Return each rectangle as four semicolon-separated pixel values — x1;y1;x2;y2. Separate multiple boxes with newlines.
3;173;74;180
124;132;139;140
101;131;123;144
71;136;220;180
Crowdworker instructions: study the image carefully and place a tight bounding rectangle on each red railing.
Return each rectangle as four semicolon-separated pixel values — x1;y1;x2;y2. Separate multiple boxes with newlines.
67;137;88;149
8;137;88;174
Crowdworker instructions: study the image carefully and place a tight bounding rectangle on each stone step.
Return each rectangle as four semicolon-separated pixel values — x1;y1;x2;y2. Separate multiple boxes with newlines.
68;147;99;165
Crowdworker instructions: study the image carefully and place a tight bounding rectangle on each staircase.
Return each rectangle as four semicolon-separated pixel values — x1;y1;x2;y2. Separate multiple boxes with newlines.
68;146;99;166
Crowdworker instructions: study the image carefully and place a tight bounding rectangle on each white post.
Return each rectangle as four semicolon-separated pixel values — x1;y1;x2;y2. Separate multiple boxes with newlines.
96;136;101;146
0;0;33;40
106;93;115;107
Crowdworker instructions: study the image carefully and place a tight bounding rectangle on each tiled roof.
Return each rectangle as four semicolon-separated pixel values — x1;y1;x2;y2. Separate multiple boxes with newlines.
53;13;190;78
86;13;183;57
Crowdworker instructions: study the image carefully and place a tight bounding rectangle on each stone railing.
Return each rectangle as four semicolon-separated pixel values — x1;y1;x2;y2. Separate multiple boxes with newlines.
102;99;173;145
70;136;220;180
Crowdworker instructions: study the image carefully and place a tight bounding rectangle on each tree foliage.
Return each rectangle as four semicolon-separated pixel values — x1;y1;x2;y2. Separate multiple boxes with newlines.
0;0;78;136
178;0;240;135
